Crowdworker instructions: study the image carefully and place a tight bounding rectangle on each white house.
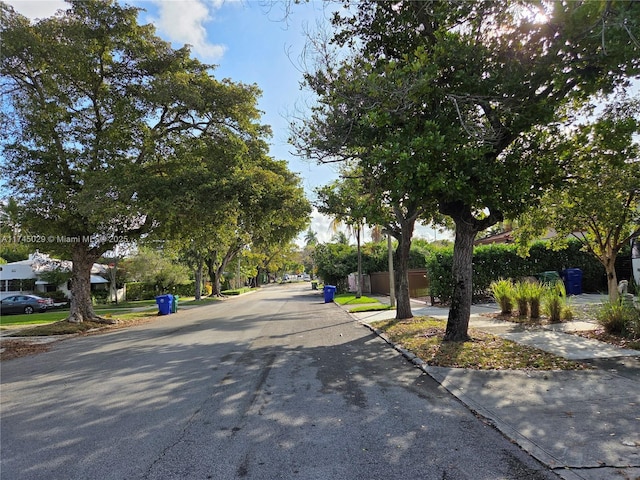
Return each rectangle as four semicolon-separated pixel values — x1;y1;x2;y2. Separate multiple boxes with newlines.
0;251;110;299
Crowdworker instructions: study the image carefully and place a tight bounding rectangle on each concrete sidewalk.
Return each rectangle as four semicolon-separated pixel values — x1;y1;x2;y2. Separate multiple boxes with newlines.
347;294;640;480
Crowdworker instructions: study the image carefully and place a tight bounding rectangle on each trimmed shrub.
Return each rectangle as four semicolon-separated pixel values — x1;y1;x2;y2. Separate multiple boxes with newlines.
91;289;109;305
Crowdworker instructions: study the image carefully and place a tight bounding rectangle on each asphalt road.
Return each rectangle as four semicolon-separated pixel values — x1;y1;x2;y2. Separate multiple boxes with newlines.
1;283;560;480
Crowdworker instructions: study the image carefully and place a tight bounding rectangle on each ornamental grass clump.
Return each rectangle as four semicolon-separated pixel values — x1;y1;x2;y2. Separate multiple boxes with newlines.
596;299;640;338
490;279;514;315
526;281;545;319
513;281;529;317
542;280;567;323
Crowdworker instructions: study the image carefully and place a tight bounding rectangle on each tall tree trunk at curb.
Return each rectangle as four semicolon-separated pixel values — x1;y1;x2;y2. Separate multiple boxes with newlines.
394;218;415;320
68;244;113;324
441;201;502;342
444;218;475;341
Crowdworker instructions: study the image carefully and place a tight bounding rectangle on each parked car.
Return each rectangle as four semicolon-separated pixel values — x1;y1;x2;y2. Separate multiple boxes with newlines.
0;294;54;315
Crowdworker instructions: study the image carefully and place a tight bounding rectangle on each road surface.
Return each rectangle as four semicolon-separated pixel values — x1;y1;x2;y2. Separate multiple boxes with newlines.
1;283;559;479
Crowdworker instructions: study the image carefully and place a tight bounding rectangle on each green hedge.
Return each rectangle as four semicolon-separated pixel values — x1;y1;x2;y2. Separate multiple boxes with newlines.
125;282;198;300
426;240;608;302
313;242;428;293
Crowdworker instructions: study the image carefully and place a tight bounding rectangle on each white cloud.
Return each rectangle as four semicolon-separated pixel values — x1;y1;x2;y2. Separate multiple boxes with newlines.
5;0;228;62
147;0;227;61
4;0;68;20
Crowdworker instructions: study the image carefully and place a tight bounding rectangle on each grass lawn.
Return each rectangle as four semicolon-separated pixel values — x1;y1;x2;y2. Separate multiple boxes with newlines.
333;294;381;305
97;299;157;309
371;316;591;370
221;287;256;296
1;295;225;336
1;310;72;328
0;302;159;329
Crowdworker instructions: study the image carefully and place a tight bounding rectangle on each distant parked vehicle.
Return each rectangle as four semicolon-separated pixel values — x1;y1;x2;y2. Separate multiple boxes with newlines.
0;294;54;315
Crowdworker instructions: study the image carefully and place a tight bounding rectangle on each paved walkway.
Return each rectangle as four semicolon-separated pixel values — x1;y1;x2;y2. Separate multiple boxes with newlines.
351;294;639;360
346;294;640;480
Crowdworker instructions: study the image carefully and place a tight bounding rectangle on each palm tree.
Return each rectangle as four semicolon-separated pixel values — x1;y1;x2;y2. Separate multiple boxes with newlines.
304;228;319;246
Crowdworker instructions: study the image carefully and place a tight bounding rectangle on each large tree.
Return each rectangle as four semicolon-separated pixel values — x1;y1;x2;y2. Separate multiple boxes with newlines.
0;1;265;322
516;99;640;301
294;0;640;340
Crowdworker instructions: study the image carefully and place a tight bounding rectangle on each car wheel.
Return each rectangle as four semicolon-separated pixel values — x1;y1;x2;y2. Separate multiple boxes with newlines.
24;306;34;314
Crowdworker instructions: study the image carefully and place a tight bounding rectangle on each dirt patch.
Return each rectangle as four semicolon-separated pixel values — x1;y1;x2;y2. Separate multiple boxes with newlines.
0;340;54;360
0;315;161;360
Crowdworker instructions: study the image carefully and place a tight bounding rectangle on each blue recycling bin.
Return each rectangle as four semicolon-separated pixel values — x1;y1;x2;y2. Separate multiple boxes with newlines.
323;285;336;303
561;268;583;295
156;294;173;315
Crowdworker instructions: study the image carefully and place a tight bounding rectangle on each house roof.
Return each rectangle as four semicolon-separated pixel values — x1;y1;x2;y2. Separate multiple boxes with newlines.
0;252;109;283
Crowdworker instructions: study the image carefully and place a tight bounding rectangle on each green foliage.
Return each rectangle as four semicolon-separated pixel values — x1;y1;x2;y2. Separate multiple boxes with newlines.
311;239;428;292
0;244;30;263
312;243;356;291
124;248;190;293
490;279;514;315
0;1;284;320
426;240;607;302
125;282;157;301
596;300;640;338
125;281;203;300
515;99;640;300
91;290;110;305
294;0;640;338
38;267;72;288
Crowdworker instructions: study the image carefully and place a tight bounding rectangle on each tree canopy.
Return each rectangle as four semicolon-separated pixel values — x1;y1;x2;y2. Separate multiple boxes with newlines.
516;98;640;301
0;0;309;319
293;0;640;340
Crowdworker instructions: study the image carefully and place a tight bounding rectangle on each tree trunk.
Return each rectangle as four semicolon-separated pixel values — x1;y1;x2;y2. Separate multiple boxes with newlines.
206;257;222;296
604;256;619;303
394;218;415;320
68;244;114;324
194;257;203;301
444;218;476;341
206;247;239;297
440;201;503;342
